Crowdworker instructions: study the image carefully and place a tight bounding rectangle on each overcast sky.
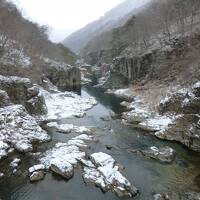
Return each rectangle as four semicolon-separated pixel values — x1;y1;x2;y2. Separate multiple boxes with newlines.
11;0;125;42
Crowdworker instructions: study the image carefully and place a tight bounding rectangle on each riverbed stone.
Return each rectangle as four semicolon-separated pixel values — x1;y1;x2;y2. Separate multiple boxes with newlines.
30;171;45;182
29;164;46;174
50;159;74;179
141;146;176;163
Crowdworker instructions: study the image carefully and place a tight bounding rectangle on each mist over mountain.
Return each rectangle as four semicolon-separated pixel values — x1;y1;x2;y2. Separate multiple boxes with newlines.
63;0;150;54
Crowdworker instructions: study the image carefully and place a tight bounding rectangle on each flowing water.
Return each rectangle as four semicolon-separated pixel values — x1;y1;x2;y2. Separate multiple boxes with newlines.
0;86;200;200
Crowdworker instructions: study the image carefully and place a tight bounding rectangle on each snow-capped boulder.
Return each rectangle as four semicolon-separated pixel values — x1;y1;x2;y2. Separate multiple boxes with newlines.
50;159;74;179
30;171;45;182
29;164;46;174
141;146;176;163
26;86;47;115
83;152;138;198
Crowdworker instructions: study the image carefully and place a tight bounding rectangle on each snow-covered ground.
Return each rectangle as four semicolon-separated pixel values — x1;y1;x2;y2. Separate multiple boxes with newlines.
43;90;97;120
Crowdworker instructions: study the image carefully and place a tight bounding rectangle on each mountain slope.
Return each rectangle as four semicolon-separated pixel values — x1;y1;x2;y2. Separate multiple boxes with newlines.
63;0;150;54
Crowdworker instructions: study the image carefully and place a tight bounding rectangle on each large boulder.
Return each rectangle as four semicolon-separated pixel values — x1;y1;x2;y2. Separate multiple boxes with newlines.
83;152;138;198
141;146;176;163
30;171;45;182
50;160;74;179
26;86;47;115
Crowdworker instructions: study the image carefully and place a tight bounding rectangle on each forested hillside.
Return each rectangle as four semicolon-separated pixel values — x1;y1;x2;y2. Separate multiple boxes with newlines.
0;0;77;82
82;0;200;66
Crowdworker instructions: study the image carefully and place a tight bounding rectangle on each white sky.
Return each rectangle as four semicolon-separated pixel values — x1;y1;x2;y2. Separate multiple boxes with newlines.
10;0;125;42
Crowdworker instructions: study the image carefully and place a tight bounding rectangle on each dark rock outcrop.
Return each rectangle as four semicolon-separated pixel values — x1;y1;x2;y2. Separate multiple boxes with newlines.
0;75;47;115
42;65;81;92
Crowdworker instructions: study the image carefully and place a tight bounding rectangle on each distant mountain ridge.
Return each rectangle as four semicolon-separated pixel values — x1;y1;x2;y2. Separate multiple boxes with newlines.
62;0;150;54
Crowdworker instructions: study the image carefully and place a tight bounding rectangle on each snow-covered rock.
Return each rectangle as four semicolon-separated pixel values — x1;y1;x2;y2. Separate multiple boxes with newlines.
83;152;138;197
90;152;115;167
10;158;21;173
0;172;4;178
47;122;91;134
43;90;97;120
30;171;45;182
0;105;50;156
10;158;21;169
40;134;93;167
137;115;176;132
0;141;10;160
29;164;45;174
106;88;135;101
50;159;74;179
141;146;176;163
39;134;94;180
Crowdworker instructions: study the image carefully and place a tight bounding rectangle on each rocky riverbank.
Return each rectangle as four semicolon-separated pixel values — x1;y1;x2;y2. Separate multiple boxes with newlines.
0;74;141;199
103;81;200;153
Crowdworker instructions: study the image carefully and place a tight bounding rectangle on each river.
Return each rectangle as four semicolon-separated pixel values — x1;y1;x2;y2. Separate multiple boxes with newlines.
0;86;200;200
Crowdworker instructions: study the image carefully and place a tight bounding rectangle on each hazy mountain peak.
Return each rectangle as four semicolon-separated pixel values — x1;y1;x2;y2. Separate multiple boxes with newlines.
63;0;150;54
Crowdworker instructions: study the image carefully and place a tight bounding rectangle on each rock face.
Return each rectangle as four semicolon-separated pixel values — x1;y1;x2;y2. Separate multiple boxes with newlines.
0;105;50;157
156;82;200;152
0;75;47;115
42;64;81;92
83;152;138;198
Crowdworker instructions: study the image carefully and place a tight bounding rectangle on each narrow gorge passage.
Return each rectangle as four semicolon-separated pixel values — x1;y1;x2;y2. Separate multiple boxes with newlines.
0;87;199;200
